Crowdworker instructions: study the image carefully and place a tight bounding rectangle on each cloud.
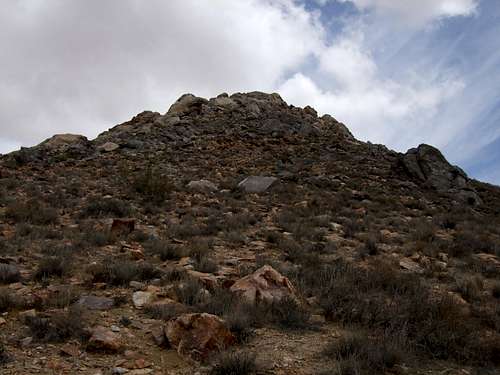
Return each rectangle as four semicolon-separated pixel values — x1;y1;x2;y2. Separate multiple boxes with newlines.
335;0;478;26
0;0;323;151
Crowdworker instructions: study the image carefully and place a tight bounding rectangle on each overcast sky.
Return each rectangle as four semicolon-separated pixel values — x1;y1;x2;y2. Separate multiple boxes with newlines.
1;0;499;185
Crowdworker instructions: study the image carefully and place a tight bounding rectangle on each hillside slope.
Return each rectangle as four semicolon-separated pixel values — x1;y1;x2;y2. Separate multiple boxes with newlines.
1;92;499;375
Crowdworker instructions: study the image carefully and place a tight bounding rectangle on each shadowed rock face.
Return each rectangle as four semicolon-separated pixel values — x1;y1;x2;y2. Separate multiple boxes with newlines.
402;144;481;205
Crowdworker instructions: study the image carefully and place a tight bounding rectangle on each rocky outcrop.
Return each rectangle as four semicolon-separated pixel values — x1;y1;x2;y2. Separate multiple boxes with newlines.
167;94;208;117
401;144;481;205
164;313;235;361
230;265;297;304
4;133;92;165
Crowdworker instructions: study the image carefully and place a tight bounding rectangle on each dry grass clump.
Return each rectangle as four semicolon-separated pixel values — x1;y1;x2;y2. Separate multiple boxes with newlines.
5;199;58;225
88;260;162;286
210;349;257;375
0;263;21;284
25;306;87;343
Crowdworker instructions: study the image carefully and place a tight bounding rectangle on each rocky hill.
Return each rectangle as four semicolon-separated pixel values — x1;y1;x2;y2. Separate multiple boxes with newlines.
0;92;499;375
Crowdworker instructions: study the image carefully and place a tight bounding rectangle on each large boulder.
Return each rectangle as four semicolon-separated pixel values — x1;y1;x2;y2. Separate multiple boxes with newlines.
87;326;124;352
164;313;235;361
167;94;208;117
401;144;481;205
40;134;89;150
230;265;296;304
238;176;278;193
77;296;115;311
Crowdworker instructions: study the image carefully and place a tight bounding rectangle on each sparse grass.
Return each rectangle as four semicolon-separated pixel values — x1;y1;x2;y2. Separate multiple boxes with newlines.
25;306;87;343
210;349;257;375
0;263;21;284
88;260;162;286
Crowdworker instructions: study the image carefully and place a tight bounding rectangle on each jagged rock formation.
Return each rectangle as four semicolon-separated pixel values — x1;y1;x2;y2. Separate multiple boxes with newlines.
401;144;482;205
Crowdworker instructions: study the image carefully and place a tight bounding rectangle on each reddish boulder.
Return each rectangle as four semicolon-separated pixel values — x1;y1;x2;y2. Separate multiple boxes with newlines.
87;326;124;353
230;265;296;303
164;313;235;361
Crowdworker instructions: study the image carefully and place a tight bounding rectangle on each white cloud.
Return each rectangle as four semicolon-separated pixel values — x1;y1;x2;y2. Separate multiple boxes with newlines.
0;0;323;151
336;0;478;26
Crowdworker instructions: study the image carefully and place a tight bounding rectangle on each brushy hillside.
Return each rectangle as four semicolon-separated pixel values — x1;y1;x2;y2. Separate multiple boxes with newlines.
0;92;499;375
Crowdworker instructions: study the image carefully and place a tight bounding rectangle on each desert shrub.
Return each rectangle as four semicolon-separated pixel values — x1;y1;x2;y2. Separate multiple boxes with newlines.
174;278;205;306
362;235;379;256
223;303;258;343
144;302;187;321
295;258;496;365
44;287;80;309
0;341;11;365
161;267;188;284
25;306;86;343
200;288;237;316
193;256;218;273
342;219;361;239
88;260;162;286
85;229;116;247
5;199;57;225
411;220;435;243
0;263;21;284
454;275;483;302
34;255;70;280
223;212;257;231
146;239;185;261
80;197;131;218
267;296;311;330
0;289;20;312
451;230;496;257
210;349;257;375
323;333;404;375
132;166;173;203
190;238;218;273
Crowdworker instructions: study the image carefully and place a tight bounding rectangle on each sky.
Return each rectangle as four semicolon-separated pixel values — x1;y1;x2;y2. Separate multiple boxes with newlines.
0;0;499;185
